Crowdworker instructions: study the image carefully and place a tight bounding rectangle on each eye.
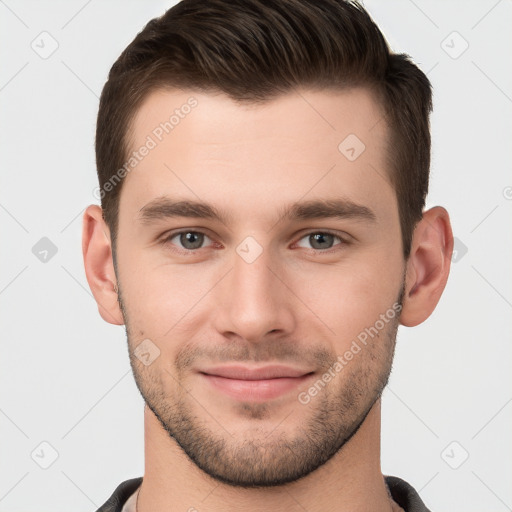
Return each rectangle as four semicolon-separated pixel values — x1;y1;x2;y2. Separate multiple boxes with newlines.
160;229;348;254
295;231;346;251
164;230;213;251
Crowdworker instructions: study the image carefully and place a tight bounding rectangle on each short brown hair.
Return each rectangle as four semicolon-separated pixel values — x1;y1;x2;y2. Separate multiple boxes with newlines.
96;0;432;259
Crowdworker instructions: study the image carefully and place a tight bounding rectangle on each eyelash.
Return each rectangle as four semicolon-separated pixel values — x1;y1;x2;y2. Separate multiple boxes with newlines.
160;229;350;255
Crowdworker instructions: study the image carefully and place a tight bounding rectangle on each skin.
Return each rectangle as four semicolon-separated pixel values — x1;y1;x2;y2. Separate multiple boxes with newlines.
83;87;453;512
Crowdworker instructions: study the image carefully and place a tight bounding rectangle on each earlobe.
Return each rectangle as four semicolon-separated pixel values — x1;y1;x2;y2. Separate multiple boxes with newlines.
400;206;454;327
82;205;124;326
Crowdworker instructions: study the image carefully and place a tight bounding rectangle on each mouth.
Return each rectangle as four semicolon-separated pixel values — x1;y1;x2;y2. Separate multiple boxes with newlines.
198;365;315;402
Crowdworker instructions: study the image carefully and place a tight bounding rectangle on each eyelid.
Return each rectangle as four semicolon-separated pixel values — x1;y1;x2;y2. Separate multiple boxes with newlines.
293;229;350;251
160;228;351;254
160;229;218;251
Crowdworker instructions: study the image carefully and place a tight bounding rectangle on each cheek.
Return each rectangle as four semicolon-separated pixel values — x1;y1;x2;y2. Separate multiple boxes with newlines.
116;245;222;339
290;249;403;348
116;221;404;354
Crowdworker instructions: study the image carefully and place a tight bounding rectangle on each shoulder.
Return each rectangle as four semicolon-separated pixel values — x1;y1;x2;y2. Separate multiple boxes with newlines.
385;475;432;512
94;477;143;512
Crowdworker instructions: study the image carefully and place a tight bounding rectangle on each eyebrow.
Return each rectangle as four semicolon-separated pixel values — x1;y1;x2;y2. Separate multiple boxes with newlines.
138;196;377;225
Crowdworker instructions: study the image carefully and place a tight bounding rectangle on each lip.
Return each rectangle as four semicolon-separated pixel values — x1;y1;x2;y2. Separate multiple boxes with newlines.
200;364;312;380
198;365;315;402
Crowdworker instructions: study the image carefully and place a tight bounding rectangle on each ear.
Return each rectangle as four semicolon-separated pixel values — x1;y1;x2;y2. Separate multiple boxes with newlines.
400;206;454;327
82;205;124;325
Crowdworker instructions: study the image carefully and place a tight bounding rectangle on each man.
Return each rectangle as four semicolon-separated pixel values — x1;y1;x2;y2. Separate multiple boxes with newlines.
83;0;453;510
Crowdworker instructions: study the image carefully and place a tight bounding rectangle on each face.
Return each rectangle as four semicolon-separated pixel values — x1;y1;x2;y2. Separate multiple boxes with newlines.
114;87;406;487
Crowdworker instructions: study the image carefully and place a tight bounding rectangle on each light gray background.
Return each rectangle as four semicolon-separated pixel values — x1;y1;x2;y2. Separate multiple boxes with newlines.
1;1;511;510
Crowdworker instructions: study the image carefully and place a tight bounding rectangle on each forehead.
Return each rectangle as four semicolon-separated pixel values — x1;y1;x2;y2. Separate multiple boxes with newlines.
120;87;395;227
129;86;387;153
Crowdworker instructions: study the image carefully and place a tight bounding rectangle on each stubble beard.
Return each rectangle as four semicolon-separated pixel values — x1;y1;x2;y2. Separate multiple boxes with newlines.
119;282;404;488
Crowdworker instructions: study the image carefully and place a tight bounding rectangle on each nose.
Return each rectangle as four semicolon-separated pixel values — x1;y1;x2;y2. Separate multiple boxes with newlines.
212;243;296;344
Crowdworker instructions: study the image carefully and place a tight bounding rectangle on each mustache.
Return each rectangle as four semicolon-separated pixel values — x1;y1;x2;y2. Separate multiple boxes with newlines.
174;340;335;372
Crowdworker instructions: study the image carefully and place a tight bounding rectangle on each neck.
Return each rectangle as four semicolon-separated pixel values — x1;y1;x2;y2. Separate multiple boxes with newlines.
137;399;400;512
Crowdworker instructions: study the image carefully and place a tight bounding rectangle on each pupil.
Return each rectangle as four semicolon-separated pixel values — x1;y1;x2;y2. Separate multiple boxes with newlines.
181;232;203;249
178;232;334;250
310;233;333;249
